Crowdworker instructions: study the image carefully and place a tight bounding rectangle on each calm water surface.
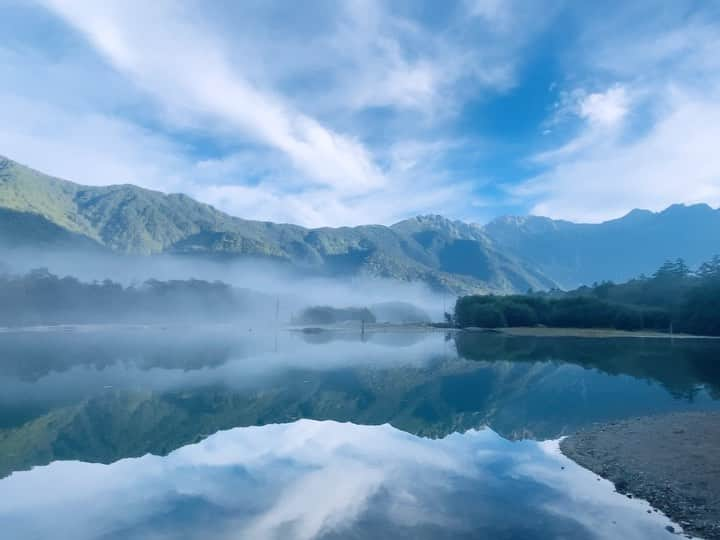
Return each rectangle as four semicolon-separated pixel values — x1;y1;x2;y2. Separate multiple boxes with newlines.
1;327;719;539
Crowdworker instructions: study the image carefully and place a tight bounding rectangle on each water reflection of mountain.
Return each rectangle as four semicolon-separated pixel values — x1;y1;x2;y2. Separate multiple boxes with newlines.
0;330;719;478
0;327;252;380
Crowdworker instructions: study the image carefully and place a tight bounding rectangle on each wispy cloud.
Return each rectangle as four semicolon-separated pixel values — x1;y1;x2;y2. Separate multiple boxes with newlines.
516;90;720;222
0;93;189;192
4;0;519;226
3;0;718;225
40;0;385;194
512;3;720;222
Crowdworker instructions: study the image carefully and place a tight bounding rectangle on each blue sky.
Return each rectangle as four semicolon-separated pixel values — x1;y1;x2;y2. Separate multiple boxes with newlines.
1;0;719;227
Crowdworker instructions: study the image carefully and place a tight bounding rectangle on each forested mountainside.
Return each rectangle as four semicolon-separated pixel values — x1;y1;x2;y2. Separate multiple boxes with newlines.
3;154;720;292
0;156;552;293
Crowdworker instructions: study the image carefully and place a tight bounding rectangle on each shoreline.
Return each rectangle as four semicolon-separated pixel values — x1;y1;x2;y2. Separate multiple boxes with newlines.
1;322;718;339
561;412;720;540
493;326;719;339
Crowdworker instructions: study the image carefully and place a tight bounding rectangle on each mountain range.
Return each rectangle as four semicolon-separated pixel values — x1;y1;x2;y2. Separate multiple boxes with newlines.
1;154;718;292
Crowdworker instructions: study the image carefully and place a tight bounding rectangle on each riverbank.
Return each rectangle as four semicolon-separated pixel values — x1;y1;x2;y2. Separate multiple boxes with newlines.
561;412;720;539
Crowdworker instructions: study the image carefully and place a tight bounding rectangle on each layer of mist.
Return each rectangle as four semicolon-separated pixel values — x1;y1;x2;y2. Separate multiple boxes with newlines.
0;245;451;325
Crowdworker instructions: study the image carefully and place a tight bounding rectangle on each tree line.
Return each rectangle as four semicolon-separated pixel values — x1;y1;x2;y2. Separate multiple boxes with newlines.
0;268;269;325
453;256;720;335
294;306;376;325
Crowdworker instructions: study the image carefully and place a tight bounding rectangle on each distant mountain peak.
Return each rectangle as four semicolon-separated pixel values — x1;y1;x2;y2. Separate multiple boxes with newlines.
402;214;462;226
613;204;716;223
624;208;654;218
392;214;485;241
661;202;715;214
483;214;569;235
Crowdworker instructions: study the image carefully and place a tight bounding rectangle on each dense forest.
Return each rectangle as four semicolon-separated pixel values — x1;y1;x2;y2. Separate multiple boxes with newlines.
454;257;720;336
0;268;270;325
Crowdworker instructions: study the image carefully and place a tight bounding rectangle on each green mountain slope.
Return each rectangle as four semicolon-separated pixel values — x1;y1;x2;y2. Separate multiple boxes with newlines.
0;156;274;253
5;154;719;292
0;207;104;251
0;156;554;293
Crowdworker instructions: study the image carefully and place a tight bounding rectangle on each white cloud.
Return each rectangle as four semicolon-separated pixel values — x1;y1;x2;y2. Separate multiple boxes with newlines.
326;1;446;113
545;84;632;133
515;90;720;222
0;82;475;227
578;85;630;127
0;93;188;193
0;0;506;226
40;0;385;196
464;0;508;23
194;168;475;228
33;0;519;204
0;4;479;227
575;6;720;83
9;0;714;228
513;6;720;222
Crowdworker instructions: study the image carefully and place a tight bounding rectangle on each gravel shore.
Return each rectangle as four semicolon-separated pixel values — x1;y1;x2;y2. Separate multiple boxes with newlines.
561;412;720;539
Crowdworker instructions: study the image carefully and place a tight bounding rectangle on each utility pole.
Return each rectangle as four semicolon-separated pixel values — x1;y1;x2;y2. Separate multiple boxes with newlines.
670;321;674;343
274;296;280;353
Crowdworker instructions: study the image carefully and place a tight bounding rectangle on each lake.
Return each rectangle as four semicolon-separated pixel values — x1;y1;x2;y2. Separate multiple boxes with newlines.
1;326;718;539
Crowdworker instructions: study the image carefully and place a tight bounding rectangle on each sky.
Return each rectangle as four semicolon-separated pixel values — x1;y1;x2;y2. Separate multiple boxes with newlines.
1;0;719;227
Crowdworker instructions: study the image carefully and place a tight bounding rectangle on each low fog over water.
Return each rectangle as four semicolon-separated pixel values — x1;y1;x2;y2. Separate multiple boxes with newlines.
0;246;450;325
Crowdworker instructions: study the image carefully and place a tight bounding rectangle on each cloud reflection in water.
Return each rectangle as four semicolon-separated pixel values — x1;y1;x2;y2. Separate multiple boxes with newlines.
0;419;678;540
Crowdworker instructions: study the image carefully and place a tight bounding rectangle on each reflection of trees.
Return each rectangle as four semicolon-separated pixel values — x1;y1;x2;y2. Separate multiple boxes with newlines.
1;334;719;478
455;333;720;399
